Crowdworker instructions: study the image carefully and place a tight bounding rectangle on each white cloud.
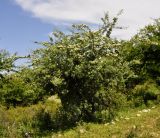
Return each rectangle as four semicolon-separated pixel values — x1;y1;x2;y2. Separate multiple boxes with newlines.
14;0;160;39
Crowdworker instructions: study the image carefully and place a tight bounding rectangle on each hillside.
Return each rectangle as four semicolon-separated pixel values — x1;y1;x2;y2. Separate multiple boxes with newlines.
0;13;160;138
51;105;160;138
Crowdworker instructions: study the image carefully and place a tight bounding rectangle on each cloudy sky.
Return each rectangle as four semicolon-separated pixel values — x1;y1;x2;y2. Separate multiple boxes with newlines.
0;0;160;55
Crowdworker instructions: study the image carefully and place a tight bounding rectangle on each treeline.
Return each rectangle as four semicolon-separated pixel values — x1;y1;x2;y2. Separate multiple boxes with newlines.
0;13;160;132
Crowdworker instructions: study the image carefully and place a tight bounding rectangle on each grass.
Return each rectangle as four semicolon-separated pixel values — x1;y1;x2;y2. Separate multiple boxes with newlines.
50;105;160;138
0;100;160;138
0;100;59;138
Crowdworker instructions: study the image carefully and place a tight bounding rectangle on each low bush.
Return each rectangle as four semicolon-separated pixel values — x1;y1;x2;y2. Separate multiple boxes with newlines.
0;100;59;137
0;70;45;108
132;80;160;107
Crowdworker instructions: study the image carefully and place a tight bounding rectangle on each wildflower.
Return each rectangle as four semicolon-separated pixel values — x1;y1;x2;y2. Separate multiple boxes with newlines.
125;117;130;120
133;125;136;129
142;109;150;113
79;129;85;134
58;134;62;137
115;118;119;122
111;121;115;125
104;123;109;126
136;114;141;117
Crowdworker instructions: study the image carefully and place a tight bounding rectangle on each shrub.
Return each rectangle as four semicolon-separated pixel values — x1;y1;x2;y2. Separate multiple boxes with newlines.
126;19;160;81
0;68;45;107
132;80;160;106
31;13;133;124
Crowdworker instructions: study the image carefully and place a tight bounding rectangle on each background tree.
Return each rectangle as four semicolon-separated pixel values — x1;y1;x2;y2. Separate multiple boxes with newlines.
0;50;44;107
123;19;160;106
0;67;45;107
0;50;16;77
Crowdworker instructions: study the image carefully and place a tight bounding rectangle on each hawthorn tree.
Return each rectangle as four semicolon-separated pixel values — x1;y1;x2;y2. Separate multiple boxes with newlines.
0;50;17;105
31;13;133;122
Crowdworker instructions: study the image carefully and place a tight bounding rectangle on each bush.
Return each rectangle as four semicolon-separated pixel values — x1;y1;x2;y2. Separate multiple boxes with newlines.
132;80;160;106
31;13;134;124
33;108;53;131
126;19;160;81
0;105;35;137
0;100;59;137
0;69;45;107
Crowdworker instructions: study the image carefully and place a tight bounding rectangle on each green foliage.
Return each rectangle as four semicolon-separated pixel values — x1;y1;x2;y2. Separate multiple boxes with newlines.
0;105;35;138
0;100;59;137
126;19;160;81
0;50;39;107
121;19;160;108
0;68;45;107
132;80;160;107
31;12;133;123
126;126;139;138
33;108;53;132
32;100;61;135
101;10;124;38
0;50;16;73
33;106;78;132
1;13;160;135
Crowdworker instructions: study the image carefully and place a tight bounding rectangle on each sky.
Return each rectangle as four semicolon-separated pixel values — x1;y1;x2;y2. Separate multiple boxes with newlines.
0;0;160;56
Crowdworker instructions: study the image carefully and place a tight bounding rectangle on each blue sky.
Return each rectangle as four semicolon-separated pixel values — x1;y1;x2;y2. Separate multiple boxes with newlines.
1;0;160;57
0;0;58;56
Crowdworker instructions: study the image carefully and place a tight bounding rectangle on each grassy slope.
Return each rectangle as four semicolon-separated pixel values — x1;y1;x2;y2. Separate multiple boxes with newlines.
1;101;160;138
51;105;160;138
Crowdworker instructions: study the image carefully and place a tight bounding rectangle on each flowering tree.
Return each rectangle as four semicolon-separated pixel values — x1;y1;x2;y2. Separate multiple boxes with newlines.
31;13;133;122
